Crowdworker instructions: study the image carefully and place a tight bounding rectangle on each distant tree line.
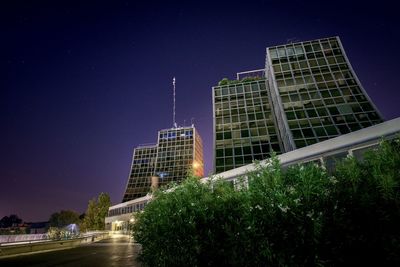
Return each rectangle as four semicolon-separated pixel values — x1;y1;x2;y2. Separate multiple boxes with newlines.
49;210;80;228
1;192;111;236
0;214;22;228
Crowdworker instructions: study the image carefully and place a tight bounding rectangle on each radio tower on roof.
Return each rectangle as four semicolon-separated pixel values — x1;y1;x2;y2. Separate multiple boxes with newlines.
173;77;177;128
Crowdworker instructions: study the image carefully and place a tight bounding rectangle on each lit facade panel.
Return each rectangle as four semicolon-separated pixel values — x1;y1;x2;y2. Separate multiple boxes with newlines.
122;145;157;202
213;79;283;174
193;129;204;177
266;36;383;150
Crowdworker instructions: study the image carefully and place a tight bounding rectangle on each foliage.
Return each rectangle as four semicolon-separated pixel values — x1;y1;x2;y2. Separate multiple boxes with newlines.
132;138;400;266
49;210;80;228
0;227;28;235
321;138;400;266
0;214;27;234
218;76;263;86
47;226;76;240
81;192;111;231
97;192;112;228
0;214;23;228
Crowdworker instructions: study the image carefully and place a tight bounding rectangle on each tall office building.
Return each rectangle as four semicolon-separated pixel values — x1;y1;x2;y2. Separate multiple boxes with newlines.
213;36;383;173
122;125;204;202
266;36;383;151
122;145;157;202
155;126;204;186
213;71;283;173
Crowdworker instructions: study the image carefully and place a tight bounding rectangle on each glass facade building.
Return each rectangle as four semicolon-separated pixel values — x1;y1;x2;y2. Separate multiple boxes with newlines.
122;125;204;202
213;36;383;173
213;76;283;173
266;36;383;151
122;145;157;202
155;126;204;187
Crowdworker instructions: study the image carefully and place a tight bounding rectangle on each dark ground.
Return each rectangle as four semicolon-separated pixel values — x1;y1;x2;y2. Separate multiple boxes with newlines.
0;235;142;267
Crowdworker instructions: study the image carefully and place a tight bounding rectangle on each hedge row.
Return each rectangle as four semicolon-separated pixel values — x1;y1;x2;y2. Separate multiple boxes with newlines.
133;138;400;266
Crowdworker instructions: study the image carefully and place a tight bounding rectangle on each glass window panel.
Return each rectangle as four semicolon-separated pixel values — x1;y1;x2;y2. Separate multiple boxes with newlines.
302;128;314;138
295;140;307;148
337;124;350;134
325;126;338;135
278;47;286;57
270;49;278;59
306;109;317;117
274;65;282;72
287;47;295;56
295;46;304;55
324;152;348;174
304;44;312;52
314;127;327;136
235;157;244;165
225;148;233;156
312;43;321;51
271;143;280;152
292;129;302;139
243;146;251;155
224;132;232;139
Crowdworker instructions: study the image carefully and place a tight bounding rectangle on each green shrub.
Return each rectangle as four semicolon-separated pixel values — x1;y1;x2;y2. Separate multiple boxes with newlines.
133;138;400;266
218;76;263;86
321;138;400;266
47;227;75;240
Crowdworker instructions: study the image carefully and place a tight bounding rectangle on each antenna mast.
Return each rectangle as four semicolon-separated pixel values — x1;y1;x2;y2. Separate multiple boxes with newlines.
173;77;177;128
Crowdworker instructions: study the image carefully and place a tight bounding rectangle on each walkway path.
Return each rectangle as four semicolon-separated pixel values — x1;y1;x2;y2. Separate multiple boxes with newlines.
0;235;141;267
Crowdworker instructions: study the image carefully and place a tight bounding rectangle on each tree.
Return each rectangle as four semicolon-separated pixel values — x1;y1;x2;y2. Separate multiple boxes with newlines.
0;214;22;228
81;192;111;231
81;198;97;231
49;210;80;228
96;193;111;230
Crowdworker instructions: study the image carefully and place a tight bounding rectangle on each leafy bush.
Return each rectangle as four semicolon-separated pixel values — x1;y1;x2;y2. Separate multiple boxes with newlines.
218;76;263;86
320;138;400;266
133;138;400;266
47;227;73;240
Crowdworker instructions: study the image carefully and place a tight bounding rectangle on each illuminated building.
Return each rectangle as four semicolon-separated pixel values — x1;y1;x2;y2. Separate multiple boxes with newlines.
122;145;157;202
122;125;204;202
106;118;400;231
155;126;204;186
266;36;383;151
213;70;283;173
213;36;383;173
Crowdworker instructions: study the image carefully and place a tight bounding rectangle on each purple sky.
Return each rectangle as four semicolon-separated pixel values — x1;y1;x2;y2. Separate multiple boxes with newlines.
1;0;399;222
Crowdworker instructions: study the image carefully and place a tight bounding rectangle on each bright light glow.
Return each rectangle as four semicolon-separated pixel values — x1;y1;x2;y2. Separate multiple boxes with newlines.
130;218;134;222
193;162;200;169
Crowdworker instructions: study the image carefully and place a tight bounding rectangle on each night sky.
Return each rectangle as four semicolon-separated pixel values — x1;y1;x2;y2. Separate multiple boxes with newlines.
1;0;399;222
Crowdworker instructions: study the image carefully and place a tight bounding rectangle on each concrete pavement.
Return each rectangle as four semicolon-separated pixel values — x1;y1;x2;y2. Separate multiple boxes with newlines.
0;234;142;267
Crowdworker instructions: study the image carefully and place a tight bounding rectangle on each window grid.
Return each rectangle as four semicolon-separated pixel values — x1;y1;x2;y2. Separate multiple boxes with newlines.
122;146;157;202
123;126;204;202
214;79;283;173
268;37;382;148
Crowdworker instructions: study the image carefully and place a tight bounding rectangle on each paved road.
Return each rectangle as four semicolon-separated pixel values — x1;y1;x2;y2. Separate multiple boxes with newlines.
0;235;142;267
